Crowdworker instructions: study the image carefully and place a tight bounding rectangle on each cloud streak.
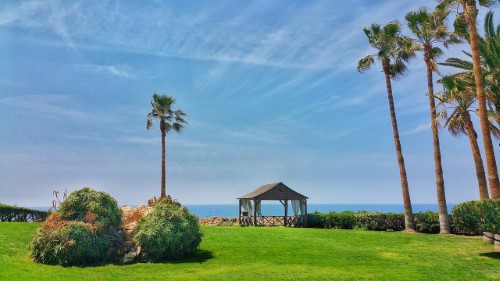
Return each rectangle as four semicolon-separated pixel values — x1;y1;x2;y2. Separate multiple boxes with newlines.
0;94;92;120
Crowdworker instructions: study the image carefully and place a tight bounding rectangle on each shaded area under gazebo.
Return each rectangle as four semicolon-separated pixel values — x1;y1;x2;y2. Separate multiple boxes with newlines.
237;182;308;227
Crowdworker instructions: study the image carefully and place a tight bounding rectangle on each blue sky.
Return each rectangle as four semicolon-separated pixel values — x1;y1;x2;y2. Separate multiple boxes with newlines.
1;0;498;207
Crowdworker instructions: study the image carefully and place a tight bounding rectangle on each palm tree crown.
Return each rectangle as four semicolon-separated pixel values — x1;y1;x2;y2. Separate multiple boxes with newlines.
147;93;187;134
357;21;418;78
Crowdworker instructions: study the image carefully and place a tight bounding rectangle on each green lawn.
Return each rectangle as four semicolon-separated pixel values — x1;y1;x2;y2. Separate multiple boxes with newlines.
0;223;498;280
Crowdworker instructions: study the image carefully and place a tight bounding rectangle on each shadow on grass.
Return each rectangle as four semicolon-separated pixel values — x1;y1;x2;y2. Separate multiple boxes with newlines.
169;249;214;264
57;249;215;268
114;249;215;266
479;252;500;259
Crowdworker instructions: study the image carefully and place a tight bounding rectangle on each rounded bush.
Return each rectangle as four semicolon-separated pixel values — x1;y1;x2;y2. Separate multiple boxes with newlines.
30;187;122;265
58;187;122;232
414;211;440;234
31;221;111;265
452;199;500;235
135;202;202;261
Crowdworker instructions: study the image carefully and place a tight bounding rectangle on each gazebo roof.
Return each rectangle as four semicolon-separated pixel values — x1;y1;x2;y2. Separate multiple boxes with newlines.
238;182;308;200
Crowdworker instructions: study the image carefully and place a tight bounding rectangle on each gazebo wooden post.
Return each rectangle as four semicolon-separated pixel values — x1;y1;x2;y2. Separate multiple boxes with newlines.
304;198;308;227
238;199;242;225
284;199;288;227
253;199;257;226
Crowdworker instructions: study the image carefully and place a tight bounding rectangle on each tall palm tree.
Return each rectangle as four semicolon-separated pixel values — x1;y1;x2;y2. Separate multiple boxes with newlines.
357;21;418;231
440;0;499;198
436;74;490;199
439;10;500;198
405;5;460;234
478;11;500;128
147;93;187;198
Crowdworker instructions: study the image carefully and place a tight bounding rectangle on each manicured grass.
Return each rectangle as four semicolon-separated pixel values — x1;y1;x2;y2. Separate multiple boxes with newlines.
0;223;499;280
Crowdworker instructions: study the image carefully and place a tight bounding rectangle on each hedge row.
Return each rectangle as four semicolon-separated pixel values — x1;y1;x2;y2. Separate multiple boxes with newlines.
307;199;499;235
307;211;407;231
0;203;49;222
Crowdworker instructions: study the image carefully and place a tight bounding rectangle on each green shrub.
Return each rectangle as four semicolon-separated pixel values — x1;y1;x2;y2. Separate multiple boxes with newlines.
306;211;324;228
0;203;48;222
57;187;122;232
451;199;500;235
320;211;356;229
354;212;405;231
452;200;483;235
479;199;500;233
30;187;122;265
30;221;111;265
135;201;203;261
414;211;440;234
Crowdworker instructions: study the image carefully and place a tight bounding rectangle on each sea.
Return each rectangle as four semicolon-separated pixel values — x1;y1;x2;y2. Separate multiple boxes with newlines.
31;203;455;218
183;203;455;218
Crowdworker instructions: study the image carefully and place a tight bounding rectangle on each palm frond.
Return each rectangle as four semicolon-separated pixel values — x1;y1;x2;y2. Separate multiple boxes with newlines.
146;118;153;130
390;59;409;79
453;13;468;39
438;57;473;70
383;21;401;37
431;46;444;59
357;55;375;72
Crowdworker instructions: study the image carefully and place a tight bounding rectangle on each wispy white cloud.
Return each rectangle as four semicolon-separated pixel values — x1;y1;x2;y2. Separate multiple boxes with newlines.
74;64;137;79
0;94;92;120
0;0;436;71
402;123;430;136
224;127;289;145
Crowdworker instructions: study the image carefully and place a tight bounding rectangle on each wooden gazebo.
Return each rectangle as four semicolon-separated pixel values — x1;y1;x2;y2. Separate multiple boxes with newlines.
238;182;308;227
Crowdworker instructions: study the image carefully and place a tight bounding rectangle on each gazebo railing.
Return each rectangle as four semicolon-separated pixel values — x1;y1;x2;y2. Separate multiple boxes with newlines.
239;216;305;227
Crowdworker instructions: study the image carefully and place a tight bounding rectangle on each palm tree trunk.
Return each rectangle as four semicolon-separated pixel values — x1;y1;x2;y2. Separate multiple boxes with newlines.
464;1;500;198
383;61;415;231
160;119;166;198
425;48;449;233
464;115;490;199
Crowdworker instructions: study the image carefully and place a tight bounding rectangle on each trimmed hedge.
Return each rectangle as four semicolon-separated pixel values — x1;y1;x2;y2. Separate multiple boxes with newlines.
0;203;48;222
307;200;499;235
414;211;441;234
307;211;405;231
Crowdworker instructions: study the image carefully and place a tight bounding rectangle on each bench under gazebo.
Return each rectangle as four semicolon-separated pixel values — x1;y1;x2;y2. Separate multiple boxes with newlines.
238;182;308;227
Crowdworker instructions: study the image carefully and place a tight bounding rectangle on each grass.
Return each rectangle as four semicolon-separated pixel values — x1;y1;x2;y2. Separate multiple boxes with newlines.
0;223;499;280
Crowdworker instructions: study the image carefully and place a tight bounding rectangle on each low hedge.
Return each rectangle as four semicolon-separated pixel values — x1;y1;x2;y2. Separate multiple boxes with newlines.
307;211;405;231
0;203;48;222
414;211;441;234
308;200;499;235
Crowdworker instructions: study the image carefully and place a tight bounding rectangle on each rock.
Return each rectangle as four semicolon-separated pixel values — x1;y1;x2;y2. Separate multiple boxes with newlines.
121;205;134;225
117;204;153;263
136;204;152;218
198;217;238;226
122;251;137;264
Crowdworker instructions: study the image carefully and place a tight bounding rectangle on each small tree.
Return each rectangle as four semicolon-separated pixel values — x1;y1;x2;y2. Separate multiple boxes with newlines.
147;93;187;198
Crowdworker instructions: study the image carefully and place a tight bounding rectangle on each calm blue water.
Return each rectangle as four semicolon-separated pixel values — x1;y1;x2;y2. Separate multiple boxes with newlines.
30;204;455;218
185;204;455;218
